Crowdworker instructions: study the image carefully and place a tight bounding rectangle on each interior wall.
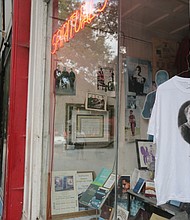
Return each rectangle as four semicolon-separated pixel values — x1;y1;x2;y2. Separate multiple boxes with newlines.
53;35;153;177
53;0;189;178
54;72;116;175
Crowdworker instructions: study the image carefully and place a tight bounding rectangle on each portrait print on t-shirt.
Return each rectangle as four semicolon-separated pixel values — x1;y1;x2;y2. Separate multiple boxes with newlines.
178;101;190;144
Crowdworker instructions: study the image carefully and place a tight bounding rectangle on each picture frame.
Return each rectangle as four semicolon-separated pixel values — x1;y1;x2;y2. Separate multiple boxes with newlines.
85;92;107;111
125;56;152;96
72;109;108;143
54;66;76;96
135;139;156;169
96;66;115;95
76;115;104;139
51;171;78;215
65;103;114;149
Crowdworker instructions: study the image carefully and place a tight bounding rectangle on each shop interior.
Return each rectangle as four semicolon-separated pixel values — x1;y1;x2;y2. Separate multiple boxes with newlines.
51;0;189;219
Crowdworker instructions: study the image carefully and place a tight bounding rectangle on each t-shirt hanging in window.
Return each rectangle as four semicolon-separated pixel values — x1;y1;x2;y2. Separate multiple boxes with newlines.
148;76;190;205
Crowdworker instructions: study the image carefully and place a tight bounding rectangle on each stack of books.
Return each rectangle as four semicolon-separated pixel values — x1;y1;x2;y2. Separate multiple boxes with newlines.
133;178;156;198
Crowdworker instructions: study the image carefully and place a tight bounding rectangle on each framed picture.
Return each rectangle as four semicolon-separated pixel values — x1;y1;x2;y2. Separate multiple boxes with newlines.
51;171;78;215
135;139;156;169
65;104;114;149
85;92;107;111
54;66;76;96
72;109;108;143
125;56;152;96
96;66;115;95
76;115;104;138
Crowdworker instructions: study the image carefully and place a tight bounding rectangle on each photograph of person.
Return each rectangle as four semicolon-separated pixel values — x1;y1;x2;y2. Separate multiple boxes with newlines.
118;176;130;199
127;92;136;109
129;65;146;95
125;107;140;142
179;101;190;144
129;110;136;136
133;65;146;95
126;57;152;96
54;66;76;95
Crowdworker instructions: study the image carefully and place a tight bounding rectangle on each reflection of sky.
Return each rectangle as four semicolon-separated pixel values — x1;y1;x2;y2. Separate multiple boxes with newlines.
79;0;107;14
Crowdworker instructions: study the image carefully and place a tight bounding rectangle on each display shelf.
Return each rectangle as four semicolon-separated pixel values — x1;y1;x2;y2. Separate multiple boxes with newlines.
127;189;181;218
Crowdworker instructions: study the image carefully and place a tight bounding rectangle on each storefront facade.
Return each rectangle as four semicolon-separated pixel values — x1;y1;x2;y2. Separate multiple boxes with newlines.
0;0;189;219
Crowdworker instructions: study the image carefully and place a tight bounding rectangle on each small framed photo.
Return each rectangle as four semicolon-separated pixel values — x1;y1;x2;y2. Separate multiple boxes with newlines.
135;139;156;169
85;92;107;111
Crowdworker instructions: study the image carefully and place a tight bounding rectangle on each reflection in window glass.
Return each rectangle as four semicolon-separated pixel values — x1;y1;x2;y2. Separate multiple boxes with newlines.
51;0;118;216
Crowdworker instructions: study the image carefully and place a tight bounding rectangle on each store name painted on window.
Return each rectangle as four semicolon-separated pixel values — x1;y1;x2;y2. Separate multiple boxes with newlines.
51;0;108;54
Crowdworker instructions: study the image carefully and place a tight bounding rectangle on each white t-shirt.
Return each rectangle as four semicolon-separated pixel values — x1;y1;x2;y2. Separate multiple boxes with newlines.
148;76;190;205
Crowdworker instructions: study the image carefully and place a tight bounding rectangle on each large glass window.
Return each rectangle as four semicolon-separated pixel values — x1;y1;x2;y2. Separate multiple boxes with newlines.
49;0;189;219
50;0;118;218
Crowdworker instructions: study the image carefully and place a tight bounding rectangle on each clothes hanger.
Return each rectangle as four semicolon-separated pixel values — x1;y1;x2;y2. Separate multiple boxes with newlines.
177;51;190;77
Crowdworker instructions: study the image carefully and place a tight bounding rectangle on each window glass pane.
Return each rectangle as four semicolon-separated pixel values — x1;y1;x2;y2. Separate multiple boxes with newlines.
51;0;118;217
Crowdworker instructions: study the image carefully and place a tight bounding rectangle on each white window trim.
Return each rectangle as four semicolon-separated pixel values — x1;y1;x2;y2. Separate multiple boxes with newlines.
22;0;52;219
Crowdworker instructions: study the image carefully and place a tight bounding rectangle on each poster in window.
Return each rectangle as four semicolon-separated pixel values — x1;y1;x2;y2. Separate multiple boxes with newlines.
51;171;78;215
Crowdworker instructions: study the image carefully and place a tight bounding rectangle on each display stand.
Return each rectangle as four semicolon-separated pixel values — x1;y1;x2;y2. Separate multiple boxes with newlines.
127;189;181;219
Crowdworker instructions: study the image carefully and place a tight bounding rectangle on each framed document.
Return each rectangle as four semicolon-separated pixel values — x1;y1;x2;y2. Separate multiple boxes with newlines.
76;115;104;138
65;104;114;149
72;109;109;143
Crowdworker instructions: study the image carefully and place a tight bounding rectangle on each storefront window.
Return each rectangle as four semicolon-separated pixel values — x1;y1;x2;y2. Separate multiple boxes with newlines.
49;0;189;219
51;0;118;218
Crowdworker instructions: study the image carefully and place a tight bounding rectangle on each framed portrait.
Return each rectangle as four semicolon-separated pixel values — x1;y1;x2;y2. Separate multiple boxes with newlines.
135;139;156;169
125;56;152;96
85;92;107;111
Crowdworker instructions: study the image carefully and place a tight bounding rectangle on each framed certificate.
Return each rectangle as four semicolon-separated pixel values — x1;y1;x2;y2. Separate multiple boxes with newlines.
65;104;114;149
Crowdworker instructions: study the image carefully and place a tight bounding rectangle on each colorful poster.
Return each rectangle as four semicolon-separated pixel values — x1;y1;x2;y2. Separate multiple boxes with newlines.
124;57;152;142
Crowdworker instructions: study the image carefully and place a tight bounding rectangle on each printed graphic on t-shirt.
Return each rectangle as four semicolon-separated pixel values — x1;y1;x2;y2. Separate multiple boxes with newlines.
178;101;190;144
